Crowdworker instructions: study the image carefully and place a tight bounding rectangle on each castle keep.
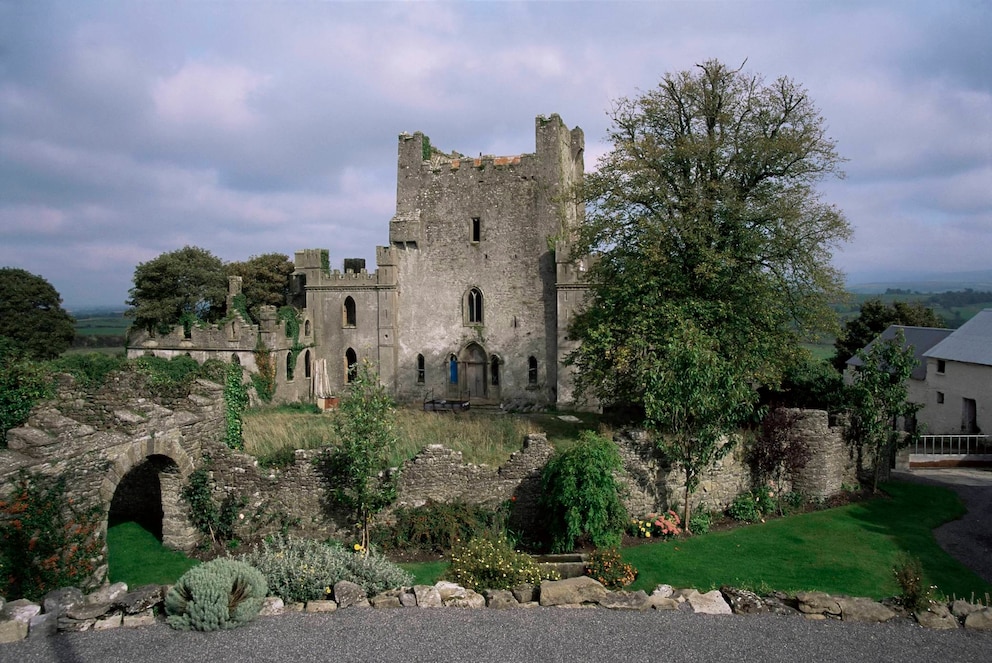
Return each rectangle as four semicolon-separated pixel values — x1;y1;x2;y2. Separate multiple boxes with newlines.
129;114;591;408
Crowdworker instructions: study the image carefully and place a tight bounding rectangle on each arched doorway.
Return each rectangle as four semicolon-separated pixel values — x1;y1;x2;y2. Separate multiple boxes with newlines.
460;342;488;399
108;454;192;548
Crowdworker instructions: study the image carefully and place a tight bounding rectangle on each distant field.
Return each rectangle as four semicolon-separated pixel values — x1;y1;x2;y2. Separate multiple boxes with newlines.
71;312;130;353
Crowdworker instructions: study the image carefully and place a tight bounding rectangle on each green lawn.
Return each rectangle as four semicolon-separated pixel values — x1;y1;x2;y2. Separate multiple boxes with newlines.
402;481;992;601
107;521;199;586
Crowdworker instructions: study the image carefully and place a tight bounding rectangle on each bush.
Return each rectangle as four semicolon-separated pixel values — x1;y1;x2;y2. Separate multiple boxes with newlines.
165;558;267;631
371;500;510;553
584;548;637;590
0;341;52;446
240;535;412;603
688;508;712;535
893;552;934;612
0;472;103;600
48;353;127;387
181;466;245;546
446;535;558;591
727;486;775;523
540;431;628;552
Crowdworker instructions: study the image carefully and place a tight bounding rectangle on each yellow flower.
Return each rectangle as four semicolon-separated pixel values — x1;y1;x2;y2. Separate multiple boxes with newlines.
353;543;364;552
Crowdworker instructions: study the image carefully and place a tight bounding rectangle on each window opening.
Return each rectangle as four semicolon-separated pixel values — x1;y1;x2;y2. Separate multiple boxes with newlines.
936;391;945;404
417;354;425;384
468;288;483;324
344;297;357;327
304;350;312;379
471;217;481;243
528;356;538;385
345;348;358;383
491;356;500;386
449;354;458;385
937;359;946;374
286;352;295;381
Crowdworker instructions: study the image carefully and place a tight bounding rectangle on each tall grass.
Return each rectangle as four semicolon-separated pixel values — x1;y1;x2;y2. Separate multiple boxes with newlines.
242;407;537;467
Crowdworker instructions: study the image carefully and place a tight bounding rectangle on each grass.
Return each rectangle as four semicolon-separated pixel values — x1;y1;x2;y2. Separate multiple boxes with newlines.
400;481;992;601
242;406;590;468
107;521;199;586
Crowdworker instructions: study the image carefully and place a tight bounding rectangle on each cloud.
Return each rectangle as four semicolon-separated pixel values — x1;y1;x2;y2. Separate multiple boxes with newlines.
153;61;272;132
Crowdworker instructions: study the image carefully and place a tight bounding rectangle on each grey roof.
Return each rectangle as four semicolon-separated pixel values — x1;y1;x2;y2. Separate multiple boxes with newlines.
923;308;992;366
847;325;953;380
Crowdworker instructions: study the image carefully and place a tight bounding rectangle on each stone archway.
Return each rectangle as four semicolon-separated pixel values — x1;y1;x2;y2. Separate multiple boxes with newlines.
460;342;488;399
100;436;200;552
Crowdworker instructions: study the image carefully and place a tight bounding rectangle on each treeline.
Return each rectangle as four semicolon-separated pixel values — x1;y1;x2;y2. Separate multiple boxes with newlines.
926;289;992;308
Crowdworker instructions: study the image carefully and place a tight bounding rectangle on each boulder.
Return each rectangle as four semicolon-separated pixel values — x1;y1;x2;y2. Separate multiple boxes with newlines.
122;609;158;628
333;581;367;609
370;590;403;609
837;597;896;623
0;618;28;644
115;585;164;614
598;590;651;611
539;576;608;607
964;608;992;631
648;596;680;611
651;584;674;599
87;582;129;605
2;598;41;624
485;590;520;609
795;591;841;617
400;591;418;608
512;584;538;604
414;585;442;608
434;582;466;602
950;599;980;621
444;589;486;609
684;589;732;615
915;603;959;630
305;600;338;613
28;612;57;639
258;597;285;617
66;601;112;621
43;587;85;618
720;587;768;615
93;613;123;630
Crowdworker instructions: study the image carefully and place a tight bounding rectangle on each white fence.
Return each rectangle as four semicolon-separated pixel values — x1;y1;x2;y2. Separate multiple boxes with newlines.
907;434;992;467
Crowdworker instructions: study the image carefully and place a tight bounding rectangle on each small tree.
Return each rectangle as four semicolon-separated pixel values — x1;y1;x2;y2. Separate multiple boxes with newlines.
748;408;811;513
848;329;919;492
127;246;227;333
320;362;397;554
540;431;628;552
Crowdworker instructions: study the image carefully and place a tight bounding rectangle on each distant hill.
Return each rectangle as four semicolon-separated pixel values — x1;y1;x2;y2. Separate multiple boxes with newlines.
846;269;992;294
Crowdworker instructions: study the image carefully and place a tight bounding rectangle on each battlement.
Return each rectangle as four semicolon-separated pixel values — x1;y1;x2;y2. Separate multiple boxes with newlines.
293;248;396;288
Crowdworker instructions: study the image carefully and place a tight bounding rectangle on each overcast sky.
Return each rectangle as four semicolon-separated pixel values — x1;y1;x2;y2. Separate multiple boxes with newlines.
1;1;990;308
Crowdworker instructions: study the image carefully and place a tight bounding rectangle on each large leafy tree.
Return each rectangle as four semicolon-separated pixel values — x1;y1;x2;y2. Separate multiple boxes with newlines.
0;267;75;360
832;299;944;371
847;329;919;492
568;60;850;523
127;246;227;332
225;253;295;322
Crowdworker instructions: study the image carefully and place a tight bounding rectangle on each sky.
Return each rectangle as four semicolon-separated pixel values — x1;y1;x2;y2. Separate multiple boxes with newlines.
1;1;990;309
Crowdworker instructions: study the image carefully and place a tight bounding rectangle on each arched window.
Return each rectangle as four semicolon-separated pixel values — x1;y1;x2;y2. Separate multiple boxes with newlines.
343;296;357;327
449;354;458;385
231;354;241;365
304;319;311;336
491;355;500;386
528;356;538;385
345;348;358;383
417;354;425;384
304;350;312;379
465;287;483;325
286;352;295;381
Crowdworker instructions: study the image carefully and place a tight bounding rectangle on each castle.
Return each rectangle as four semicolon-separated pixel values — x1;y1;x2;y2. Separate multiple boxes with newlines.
128;114;592;409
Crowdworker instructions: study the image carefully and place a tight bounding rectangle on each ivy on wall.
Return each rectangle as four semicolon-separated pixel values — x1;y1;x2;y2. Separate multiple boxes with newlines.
252;344;275;403
224;362;248;450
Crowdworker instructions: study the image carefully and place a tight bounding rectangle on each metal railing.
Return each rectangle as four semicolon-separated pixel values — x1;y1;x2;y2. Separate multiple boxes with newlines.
911;435;991;456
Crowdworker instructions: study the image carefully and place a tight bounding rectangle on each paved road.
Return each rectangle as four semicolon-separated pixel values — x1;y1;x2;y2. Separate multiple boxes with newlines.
4;607;991;663
893;468;992;585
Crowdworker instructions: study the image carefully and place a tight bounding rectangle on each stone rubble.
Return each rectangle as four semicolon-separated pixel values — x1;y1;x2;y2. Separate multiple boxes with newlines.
2;578;992;644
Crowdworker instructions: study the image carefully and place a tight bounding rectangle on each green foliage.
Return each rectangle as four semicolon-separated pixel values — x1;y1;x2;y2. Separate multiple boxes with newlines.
370;500;511;553
688;508;712;535
445;535;558;591
181;466;245;546
584;547;637;590
256;446;298;470
318;362;398;551
240;535;412;603
226;254;295;322
48;352;127;387
0;341;53;446
727;488;773;523
252;344;276;402
848;329;920;492
763;355;847;412
540;431;628;552
628;510;682;539
748;408;812;515
893;552;934;612
832;298;944;371
0;472;103;600
224;362;248;450
127;245;228;332
165;558;267;631
132;354;216;398
421;134;432;161
0;267;75;359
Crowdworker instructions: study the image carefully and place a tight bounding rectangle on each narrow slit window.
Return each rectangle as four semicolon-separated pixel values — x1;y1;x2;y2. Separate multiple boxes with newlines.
286;352;295;381
345;348;358;383
417;354;425;384
491;356;500;386
449;354;459;385
304;350;312;379
471;217;481;242
344;296;357;327
528;356;538;385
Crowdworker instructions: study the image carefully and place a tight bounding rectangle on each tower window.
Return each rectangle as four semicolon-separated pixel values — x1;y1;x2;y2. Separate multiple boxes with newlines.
491;356;500;386
345;348;358;383
471;217;481;243
287;352;295;381
528;356;538;385
343;296;357;328
304;350;312;379
417;354;425;384
466;288;484;325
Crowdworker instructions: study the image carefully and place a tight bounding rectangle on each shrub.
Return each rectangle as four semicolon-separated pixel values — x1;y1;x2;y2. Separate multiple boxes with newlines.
540;430;628;552
181;466;245;546
0;472;103;600
584;548;637;590
727;486;775;523
370;500;510;553
0;341;52;446
688;508;711;535
48;352;127;387
165;558;267;631
893;552;934;612
446;535;558;591
628;510;682;539
240;535;412;603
